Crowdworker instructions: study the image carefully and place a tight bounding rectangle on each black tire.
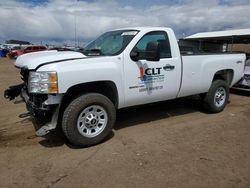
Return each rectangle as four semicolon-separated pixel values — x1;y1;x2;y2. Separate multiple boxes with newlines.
202;79;229;113
62;93;116;147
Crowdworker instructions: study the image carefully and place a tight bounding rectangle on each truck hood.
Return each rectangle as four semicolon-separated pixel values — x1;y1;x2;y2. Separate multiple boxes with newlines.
15;50;86;69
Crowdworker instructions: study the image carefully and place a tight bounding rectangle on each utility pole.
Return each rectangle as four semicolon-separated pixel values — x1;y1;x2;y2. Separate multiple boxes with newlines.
74;0;79;47
74;14;77;47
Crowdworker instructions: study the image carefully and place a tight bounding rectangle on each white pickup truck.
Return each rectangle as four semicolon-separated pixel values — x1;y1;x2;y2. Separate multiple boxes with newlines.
4;27;246;147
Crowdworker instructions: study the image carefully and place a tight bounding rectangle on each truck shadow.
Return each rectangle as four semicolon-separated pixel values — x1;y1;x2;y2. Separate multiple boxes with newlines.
230;88;250;97
115;96;203;130
37;130;114;149
34;122;114;149
36;96;205;148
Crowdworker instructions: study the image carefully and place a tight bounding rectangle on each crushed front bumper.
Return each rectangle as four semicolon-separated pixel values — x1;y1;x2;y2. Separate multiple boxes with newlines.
4;83;63;136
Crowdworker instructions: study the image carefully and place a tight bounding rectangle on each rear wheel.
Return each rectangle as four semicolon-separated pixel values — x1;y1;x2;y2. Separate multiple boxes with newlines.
62;93;116;147
202;79;229;113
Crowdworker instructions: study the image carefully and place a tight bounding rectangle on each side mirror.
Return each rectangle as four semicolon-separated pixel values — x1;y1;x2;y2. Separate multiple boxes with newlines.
130;50;139;61
145;41;160;61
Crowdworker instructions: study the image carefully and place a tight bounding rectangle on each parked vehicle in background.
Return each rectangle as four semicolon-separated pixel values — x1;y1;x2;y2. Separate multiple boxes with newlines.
8;45;47;59
0;44;10;57
7;46;23;58
2;43;24;50
0;47;10;57
233;58;250;91
4;27;246;147
0;48;4;57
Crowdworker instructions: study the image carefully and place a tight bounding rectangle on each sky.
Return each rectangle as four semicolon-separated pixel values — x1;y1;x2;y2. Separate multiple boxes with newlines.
0;0;250;46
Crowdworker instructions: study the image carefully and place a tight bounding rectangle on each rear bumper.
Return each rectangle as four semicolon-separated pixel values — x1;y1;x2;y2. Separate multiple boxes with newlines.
7;52;18;59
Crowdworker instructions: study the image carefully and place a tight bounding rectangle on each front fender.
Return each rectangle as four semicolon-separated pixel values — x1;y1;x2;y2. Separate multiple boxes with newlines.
37;57;125;108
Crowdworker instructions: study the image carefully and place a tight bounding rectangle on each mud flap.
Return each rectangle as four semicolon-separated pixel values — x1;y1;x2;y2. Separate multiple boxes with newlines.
4;83;24;101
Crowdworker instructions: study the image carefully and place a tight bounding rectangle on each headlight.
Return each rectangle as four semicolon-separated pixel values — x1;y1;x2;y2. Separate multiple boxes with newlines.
28;71;58;93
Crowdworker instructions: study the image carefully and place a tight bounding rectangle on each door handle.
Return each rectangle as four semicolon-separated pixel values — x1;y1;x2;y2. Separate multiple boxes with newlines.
163;64;175;71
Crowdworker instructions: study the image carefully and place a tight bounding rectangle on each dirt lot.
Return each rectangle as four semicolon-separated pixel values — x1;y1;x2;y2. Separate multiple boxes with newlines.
0;57;250;188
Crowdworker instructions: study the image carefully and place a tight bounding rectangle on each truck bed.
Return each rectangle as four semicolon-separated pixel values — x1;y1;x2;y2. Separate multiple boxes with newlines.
177;53;246;98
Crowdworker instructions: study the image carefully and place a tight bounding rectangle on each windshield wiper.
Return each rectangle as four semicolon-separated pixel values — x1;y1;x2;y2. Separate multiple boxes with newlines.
84;48;103;56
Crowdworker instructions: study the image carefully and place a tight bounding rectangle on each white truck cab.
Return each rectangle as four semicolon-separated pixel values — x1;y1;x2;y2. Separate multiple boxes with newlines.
5;27;246;147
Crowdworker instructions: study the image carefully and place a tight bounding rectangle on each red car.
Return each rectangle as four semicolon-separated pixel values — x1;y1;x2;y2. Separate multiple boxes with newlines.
8;45;47;59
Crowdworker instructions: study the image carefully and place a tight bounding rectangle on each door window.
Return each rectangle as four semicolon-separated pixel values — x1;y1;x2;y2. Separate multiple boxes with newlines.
133;31;171;59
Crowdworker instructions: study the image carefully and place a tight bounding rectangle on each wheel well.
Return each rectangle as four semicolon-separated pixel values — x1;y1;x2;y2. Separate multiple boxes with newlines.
213;69;234;85
62;81;119;109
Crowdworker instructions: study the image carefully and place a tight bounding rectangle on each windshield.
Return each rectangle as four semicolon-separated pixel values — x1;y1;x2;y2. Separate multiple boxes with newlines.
84;30;138;56
12;46;22;50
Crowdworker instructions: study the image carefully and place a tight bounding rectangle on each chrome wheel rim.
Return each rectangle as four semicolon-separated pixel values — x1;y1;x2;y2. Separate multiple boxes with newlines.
77;105;108;138
214;87;226;108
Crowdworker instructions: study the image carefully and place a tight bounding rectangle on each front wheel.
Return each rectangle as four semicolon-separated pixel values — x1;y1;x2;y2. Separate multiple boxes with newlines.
62;93;116;147
202;79;229;113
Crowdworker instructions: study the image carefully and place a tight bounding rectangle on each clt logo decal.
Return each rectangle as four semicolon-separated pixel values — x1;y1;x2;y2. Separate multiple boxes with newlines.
140;66;163;81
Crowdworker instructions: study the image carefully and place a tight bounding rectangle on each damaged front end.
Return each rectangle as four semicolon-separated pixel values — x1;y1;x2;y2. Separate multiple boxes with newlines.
4;68;62;136
4;83;24;101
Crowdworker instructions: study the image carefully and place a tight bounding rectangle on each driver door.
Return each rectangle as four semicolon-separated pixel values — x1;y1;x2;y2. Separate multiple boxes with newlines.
123;31;181;107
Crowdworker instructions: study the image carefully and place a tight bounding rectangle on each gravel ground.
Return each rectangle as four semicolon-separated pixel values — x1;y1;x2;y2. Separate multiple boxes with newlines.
0;57;250;188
